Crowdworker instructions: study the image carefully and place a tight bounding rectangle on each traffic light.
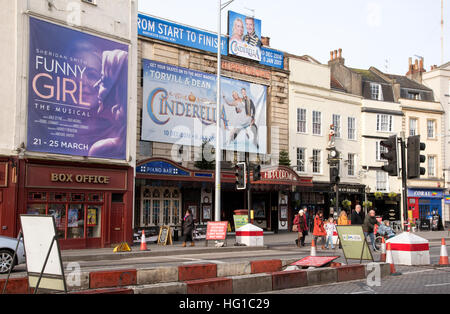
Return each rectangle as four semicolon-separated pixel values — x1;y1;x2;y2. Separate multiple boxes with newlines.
407;135;426;179
380;135;398;176
330;163;340;184
235;162;246;190
253;164;261;181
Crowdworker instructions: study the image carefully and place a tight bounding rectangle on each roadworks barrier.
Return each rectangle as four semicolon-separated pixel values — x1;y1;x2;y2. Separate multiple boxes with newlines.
0;259;396;294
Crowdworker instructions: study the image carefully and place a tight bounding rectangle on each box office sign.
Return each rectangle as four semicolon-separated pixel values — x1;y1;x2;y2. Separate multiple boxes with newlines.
141;59;267;154
27;18;129;160
26;164;127;190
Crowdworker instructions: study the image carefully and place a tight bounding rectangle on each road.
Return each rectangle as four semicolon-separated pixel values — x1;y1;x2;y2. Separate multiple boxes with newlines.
2;242;445;278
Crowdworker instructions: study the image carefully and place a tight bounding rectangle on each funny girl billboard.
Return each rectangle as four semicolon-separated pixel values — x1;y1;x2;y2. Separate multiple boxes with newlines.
141;59;267;154
28;18;129;160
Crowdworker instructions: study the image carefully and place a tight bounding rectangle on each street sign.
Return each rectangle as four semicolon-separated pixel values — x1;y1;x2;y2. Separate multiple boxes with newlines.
336;225;374;264
233;215;249;230
206;221;228;241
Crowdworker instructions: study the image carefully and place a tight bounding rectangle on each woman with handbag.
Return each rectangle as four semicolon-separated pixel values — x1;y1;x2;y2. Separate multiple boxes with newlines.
293;210;308;247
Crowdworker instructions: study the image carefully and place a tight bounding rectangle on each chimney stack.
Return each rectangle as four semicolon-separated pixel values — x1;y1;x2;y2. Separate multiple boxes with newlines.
329;48;345;65
406;57;426;83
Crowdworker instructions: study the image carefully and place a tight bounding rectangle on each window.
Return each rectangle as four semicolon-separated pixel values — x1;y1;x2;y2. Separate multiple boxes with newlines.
140;187;181;227
312;111;321;135
376;171;388;192
332;114;341;138
409;118;417;136
348;117;356;140
297;108;307;133
407;92;420;100
428;156;436;177
26;191;104;240
347;153;355;176
312;149;321;174
376;114;393;132
427;120;435;139
296;148;306;172
376;141;388;161
370;83;383;100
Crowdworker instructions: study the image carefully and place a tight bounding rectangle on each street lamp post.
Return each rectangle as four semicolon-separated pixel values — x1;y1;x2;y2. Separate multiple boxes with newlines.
215;0;234;222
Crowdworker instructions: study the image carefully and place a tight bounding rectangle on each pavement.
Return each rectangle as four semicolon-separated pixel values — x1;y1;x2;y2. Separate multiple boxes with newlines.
60;230;450;262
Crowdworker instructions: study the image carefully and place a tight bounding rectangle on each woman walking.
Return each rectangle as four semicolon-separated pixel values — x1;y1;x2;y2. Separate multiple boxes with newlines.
182;209;195;247
293;210;308;247
313;210;327;250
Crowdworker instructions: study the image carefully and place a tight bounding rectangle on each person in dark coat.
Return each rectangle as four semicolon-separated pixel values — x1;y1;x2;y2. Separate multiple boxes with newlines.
363;210;379;250
351;205;364;225
293;210;308;247
182;209;195;247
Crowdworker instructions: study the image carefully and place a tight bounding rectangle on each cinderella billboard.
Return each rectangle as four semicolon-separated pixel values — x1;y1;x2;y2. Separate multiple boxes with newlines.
141;59;267;154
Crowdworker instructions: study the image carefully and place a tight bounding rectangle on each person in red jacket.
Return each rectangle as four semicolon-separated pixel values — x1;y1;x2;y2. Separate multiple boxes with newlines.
313;210;327;250
293;209;308;247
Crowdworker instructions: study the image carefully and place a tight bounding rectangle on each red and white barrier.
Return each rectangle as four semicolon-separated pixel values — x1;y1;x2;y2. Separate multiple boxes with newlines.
386;232;430;265
236;224;264;247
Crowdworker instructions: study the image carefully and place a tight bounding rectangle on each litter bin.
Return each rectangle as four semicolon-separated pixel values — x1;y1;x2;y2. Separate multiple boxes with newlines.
173;228;179;241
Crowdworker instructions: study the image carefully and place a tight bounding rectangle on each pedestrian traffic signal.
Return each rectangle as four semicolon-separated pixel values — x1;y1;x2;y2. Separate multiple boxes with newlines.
380;135;398;176
253;164;261;181
407;135;426;179
235;162;246;190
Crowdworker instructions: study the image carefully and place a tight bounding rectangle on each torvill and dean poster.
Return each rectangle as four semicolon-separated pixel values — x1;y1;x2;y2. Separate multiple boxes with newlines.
141;59;267;154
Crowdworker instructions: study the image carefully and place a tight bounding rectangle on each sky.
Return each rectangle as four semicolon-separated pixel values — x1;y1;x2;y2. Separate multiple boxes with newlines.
138;0;449;75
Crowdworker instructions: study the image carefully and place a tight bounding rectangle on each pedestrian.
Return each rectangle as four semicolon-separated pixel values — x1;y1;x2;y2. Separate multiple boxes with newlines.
182;209;195;247
338;210;349;226
293;210;308;247
324;217;337;249
378;220;396;239
313;210;327;250
351;204;364;225
363;210;379;250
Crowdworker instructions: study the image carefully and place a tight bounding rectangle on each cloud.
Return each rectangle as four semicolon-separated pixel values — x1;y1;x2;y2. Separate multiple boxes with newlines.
367;2;382;28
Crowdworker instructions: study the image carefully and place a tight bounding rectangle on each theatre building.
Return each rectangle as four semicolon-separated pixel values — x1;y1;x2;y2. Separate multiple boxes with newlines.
0;1;138;249
135;12;312;236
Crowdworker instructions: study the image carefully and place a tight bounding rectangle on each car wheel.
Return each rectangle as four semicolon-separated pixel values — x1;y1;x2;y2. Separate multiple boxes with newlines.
0;250;15;274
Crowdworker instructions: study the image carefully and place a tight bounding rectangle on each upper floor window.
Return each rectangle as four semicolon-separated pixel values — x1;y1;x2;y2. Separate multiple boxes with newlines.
332;114;341;138
428;156;436;177
370;83;383;101
427;120;436;139
296;147;306;173
376;114;393;132
347;153;355;176
348;117;356;140
409;118;417;136
312;111;322;135
312;149;322;174
297;108;307;133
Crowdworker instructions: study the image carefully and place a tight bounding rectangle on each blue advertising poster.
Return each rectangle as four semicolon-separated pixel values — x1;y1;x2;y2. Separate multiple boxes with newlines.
228;11;262;62
28;18;129;160
138;14;228;56
141;59;267;154
137;13;283;69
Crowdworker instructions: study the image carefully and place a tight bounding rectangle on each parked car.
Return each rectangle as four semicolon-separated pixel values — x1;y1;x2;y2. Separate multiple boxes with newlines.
0;236;26;274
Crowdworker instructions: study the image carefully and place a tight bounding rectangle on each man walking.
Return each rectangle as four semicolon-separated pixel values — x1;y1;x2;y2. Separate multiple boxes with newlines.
363;210;379;251
351;204;364;225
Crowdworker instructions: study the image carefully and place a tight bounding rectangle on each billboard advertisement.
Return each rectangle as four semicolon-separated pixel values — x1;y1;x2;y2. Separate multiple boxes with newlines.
141;59;267;154
228;11;262;62
28;17;129;160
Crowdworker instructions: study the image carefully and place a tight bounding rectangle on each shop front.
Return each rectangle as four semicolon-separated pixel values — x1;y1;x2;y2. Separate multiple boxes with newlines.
407;188;445;230
135;158;312;235
18;160;134;250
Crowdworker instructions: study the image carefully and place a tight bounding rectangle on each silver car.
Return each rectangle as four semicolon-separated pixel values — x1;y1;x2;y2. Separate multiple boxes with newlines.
0;236;26;274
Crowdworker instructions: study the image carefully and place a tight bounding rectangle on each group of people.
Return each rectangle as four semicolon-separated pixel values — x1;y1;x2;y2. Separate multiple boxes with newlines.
293;204;396;251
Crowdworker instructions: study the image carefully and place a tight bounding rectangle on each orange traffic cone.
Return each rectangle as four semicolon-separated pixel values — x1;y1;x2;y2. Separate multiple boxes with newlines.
439;238;449;265
310;238;317;256
380;237;386;262
386;242;400;275
140;230;148;251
